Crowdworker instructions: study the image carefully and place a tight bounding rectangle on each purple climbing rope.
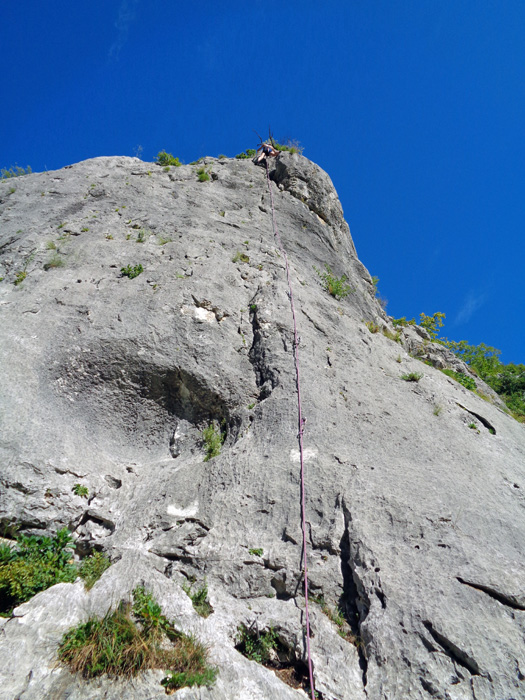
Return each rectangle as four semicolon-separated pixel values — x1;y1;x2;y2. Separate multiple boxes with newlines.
265;159;316;700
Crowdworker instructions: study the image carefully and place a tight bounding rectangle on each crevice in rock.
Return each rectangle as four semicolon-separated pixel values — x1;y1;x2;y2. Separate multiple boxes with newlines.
456;404;496;435
457;577;525;611
422;621;487;679
339;499;369;687
248;293;279;398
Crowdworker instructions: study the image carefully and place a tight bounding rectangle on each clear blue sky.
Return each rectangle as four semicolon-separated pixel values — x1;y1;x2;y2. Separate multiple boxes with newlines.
3;1;524;363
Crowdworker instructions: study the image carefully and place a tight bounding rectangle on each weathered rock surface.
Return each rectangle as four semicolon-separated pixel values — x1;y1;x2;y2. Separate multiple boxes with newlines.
0;153;524;700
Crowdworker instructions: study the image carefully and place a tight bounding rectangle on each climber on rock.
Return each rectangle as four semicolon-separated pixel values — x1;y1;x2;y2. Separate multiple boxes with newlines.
254;142;279;163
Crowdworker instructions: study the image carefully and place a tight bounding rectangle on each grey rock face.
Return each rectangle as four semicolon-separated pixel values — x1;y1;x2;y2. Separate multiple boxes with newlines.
0;153;524;700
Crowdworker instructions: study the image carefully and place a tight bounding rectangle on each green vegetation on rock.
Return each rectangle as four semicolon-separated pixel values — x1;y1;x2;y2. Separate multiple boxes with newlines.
0;529;77;614
120;264;143;279
58;587;216;690
202;422;224;461
314;264;353;300
155;151;181;167
182;581;213;618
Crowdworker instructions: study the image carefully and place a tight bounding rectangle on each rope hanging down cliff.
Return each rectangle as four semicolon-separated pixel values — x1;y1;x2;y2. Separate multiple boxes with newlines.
263;156;316;700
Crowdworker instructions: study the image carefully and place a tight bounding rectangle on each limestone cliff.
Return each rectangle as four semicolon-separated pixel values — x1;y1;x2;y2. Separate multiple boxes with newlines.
0;153;524;700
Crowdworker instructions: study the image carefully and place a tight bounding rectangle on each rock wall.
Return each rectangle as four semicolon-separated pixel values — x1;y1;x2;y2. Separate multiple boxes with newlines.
0;153;524;699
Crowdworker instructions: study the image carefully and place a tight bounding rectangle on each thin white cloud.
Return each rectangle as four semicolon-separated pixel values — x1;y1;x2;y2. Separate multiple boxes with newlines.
109;0;139;60
453;290;487;326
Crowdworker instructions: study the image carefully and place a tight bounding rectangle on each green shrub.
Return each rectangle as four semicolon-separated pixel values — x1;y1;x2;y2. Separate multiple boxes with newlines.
121;264;143;279
0;528;77;614
58;587;216;688
365;321;380;334
202;423;224;462
236;624;279;664
248;548;263;557
391;316;416;327
401;372;423;382
314;264;353;300
155;151;181;167
182;581;213;618
79;551;111;590
419;312;446;339
438;338;525;422
441;368;476;391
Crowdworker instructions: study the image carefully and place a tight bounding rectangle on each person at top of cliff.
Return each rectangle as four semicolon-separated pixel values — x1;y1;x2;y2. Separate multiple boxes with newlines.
254;142;280;163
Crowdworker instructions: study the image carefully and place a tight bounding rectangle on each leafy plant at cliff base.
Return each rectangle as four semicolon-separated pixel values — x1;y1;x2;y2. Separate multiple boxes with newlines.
58;586;217;690
202;422;225;461
314;264;353;300
155;151;181;167
0;528;77;614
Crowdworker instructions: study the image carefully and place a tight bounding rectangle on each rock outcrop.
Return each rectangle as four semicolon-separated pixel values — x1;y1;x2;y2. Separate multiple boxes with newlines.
0;153;524;700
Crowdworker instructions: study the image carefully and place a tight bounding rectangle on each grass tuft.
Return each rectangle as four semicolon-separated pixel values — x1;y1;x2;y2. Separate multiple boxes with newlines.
197;167;210;182
401;372;423;382
58;587;216;689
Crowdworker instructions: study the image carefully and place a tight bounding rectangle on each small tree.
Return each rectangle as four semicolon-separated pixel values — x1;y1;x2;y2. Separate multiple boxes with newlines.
419;312;445;339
